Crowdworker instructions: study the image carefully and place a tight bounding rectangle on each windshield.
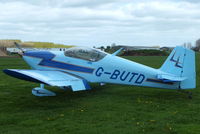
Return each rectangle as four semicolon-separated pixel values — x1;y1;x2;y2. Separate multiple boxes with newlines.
64;47;107;62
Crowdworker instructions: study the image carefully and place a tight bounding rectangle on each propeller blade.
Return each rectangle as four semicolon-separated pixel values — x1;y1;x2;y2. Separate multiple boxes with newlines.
14;42;24;57
14;42;24;54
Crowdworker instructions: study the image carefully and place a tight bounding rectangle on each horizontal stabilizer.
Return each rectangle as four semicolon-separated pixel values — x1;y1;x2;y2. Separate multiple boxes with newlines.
3;69;90;91
157;74;187;82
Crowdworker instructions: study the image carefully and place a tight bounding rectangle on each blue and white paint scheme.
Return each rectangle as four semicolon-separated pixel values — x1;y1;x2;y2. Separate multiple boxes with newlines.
3;45;196;97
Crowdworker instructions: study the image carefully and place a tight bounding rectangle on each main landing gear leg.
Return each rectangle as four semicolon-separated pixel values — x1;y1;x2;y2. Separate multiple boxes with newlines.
178;90;193;99
188;92;193;99
32;84;56;97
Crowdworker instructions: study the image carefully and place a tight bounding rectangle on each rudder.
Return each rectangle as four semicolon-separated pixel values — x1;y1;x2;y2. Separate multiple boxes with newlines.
180;48;196;89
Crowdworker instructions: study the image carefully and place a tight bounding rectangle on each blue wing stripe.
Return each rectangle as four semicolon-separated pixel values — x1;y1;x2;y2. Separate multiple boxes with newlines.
3;69;49;85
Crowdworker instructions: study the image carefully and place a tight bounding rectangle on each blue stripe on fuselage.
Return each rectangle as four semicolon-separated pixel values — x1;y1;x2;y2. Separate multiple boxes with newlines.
23;51;94;73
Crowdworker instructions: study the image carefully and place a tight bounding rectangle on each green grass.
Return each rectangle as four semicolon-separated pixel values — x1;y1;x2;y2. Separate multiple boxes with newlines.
0;53;199;134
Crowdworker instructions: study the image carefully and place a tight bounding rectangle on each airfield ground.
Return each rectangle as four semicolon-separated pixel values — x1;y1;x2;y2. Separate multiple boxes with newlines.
0;54;199;134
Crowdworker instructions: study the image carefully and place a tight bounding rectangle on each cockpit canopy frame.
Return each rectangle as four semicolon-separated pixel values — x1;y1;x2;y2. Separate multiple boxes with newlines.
64;47;107;62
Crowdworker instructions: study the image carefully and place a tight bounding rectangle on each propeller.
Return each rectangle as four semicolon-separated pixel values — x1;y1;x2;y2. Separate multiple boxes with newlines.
14;42;24;56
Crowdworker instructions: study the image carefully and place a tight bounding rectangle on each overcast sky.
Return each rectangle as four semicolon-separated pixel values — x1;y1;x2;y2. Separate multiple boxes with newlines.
0;0;200;47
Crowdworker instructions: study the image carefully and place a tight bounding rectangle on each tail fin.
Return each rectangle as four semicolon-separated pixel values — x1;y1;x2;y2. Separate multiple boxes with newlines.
160;46;196;89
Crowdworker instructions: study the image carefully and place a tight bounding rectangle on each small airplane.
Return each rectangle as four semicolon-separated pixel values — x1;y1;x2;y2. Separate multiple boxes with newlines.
3;43;196;97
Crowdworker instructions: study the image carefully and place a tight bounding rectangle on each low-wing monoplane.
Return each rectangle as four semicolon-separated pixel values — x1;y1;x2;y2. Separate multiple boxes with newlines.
3;43;196;97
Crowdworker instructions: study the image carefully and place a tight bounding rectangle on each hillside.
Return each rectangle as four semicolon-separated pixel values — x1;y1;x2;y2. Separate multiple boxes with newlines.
0;49;7;56
23;42;74;48
0;40;74;48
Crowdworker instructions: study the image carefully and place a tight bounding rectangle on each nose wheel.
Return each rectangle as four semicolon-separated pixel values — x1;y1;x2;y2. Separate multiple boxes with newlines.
32;84;56;97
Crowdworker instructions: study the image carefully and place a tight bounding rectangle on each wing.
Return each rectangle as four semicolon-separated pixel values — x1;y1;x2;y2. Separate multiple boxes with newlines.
3;69;90;91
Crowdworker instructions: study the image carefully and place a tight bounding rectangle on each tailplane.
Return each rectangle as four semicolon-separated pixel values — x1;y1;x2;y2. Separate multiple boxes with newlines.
160;46;196;89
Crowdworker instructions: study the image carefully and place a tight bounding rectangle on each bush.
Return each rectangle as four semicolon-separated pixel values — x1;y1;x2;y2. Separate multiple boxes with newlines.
121;49;169;56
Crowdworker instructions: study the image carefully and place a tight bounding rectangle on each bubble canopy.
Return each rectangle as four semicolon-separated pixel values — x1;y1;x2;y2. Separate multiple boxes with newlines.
64;47;107;62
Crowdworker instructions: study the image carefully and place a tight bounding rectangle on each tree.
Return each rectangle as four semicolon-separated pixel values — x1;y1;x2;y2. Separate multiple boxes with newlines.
100;46;105;51
187;42;192;49
183;42;192;49
195;39;200;51
111;43;116;48
106;45;111;50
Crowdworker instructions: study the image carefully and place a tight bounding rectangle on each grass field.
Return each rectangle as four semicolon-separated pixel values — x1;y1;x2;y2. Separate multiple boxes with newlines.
0;54;199;134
